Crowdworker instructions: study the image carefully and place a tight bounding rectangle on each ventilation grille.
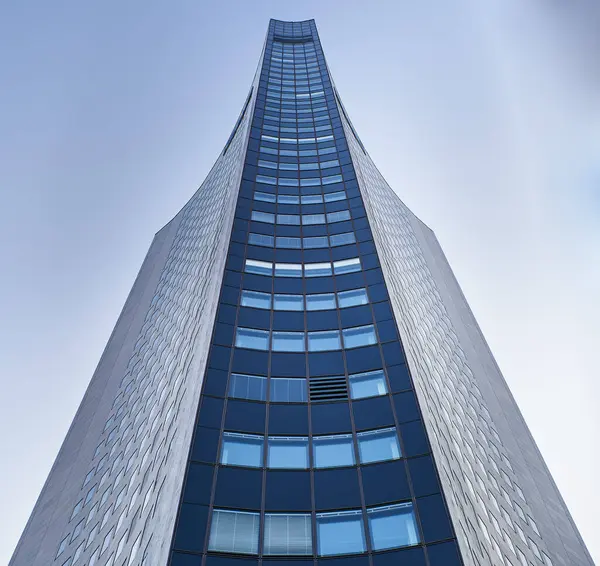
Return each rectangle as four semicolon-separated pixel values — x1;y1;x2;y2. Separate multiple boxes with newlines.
309;375;348;402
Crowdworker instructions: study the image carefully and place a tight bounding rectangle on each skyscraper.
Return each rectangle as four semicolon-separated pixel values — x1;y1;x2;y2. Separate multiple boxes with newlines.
10;17;594;566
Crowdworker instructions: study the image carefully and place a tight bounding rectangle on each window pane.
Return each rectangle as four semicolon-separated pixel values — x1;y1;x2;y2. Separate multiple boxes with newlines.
317;510;366;556
276;236;302;249
209;509;260;554
337;288;368;308
330;232;356;247
324;191;346;202
264;514;312;555
221;433;263;467
349;370;387;399
275;263;302;278
308;330;341;352
236;328;270;350
251;211;275;223
367;503;419;550
229;373;267;401
277;214;301;225
343;325;377;349
268;437;309;469
245;259;273;276
306;293;336;311
327;210;351;223
241;290;271;309
313;434;355;468
255;191;276;202
357;428;401;463
272;332;305;352
305;262;332;278
248;233;275;247
334;257;361;275
270;378;308;402
302;214;326;225
278;194;299;204
273;294;304;311
303;236;328;249
301;194;323;204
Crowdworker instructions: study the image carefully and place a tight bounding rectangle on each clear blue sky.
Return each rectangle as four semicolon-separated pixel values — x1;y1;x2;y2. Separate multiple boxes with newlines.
1;1;599;563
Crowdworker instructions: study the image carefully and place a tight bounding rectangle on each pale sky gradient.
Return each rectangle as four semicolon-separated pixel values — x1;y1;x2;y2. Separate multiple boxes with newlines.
1;1;599;563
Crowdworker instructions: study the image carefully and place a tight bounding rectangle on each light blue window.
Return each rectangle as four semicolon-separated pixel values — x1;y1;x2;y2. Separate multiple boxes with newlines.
272;332;305;352
268;437;309;469
330;232;356;247
357;428;401;463
279;162;298;171
276;236;301;249
270;378;308;402
279;177;299;186
302;213;325;225
260;145;279;155
320;159;340;169
301;194;323;204
241;290;271;310
258;160;278;169
209;509;260;554
248;233;274;247
337;288;368;308
343;325;377;349
305;262;332;278
256;174;277;185
245;259;272;276
275;263;302;277
300;162;319;170
319;146;337;156
308;330;341;352
251;210;275;223
327;210;351;223
235;328;270;350
254;191;276;202
349;370;388;399
334;257;361;275
277;214;300;225
300;177;321;186
324;191;346;202
221;433;263;467
264;514;312;556
229;373;267;401
322;174;343;184
273;294;304;311
313;434;355;468
303;236;328;249
278;194;299;204
367;503;419;550
316;510;366;556
306;293;336;311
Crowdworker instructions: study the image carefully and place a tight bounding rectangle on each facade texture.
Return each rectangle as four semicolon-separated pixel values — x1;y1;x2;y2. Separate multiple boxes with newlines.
10;18;594;566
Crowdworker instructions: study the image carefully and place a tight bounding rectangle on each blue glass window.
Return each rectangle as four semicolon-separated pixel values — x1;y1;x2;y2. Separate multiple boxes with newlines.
268;437;309;469
301;194;323;204
330;232;356;247
270;378;308;403
275;263;302;278
343;325;377;349
245;259;272;276
276;236;302;249
302;213;326;225
303;236;328;249
256;174;277;185
278;194;299;204
337;288;368;308
349;370;387;399
305;262;332;278
264;514;312;555
248;233;274;247
316;510;366;556
272;331;305;352
277;214;301;225
367;503;419;550
241;290;271;309
306;293;336;311
251;210;275;223
229;373;267;401
221;432;263;467
308;330;341;352
255;191;276;203
333;257;361;275
235;328;270;350
327;210;351;223
357;428;401;463
313;434;355;468
274;294;304;311
209;509;260;554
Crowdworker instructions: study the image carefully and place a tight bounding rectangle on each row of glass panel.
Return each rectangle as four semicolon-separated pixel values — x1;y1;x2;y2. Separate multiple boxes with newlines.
209;503;419;556
267;91;326;101
259;145;336;157
235;325;377;352
248;231;355;249
245;257;361;277
258;159;338;170
240;287;368;311
256;172;341;185
263;106;328;116
251;209;350;225
229;369;387;403
254;190;346;204
262;114;329;123
221;427;400;469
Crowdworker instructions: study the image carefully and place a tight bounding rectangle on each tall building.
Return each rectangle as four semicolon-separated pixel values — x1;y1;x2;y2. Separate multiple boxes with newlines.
10;18;594;566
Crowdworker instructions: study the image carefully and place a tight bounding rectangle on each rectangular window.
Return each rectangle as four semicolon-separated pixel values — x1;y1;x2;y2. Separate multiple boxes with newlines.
221;432;263;467
330;232;356;247
273;294;304;311
278;194;300;204
263;514;312;555
305;262;332;277
349;370;388;399
272;331;305;352
241;290;271;310
276;236;302;249
251;210;275;223
313;434;355;468
357;428;401;463
306;293;336;311
268;437;309;469
334;257;361;275
303;236;328;249
209;509;260;554
245;259;273;276
277;214;301;225
254;191;276;202
337;288;368;308
324;191;346;202
327;210;351;223
270;378;308;403
229;373;267;401
302;213;326;225
367;503;419;550
317;510;366;556
235;328;270;350
275;263;302;278
301;194;323;204
343;325;377;349
248;233;274;247
308;330;341;352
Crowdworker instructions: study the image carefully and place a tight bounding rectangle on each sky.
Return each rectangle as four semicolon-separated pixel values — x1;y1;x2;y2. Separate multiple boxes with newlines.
0;0;599;563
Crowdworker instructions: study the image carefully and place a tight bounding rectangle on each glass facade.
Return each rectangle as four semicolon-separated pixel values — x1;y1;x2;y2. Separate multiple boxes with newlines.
10;18;595;566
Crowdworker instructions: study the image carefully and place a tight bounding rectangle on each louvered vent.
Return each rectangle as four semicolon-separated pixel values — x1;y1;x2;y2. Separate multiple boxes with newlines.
309;375;348;402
